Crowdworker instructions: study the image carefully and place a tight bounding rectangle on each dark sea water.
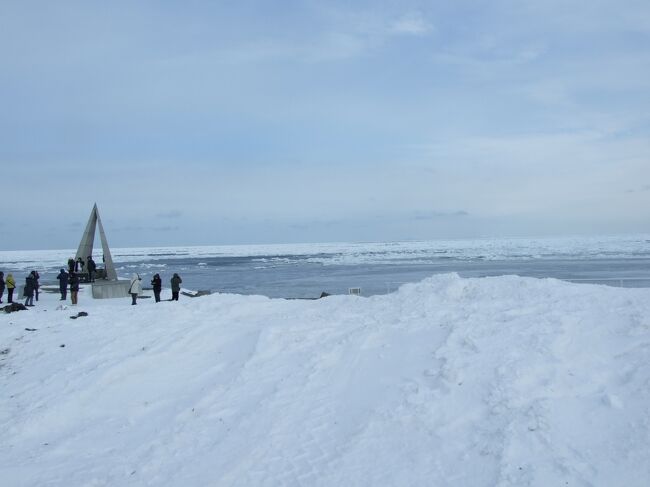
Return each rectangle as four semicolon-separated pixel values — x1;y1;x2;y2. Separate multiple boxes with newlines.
114;255;650;298
3;237;649;298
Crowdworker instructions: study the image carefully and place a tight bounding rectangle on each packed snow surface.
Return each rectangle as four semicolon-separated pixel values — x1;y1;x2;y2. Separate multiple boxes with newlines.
1;274;649;486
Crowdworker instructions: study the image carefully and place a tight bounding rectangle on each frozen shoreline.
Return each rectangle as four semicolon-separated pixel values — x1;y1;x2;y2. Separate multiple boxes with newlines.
1;274;650;486
3;235;650;298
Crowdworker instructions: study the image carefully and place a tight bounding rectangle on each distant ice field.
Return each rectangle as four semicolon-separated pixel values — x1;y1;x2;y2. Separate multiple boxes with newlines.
1;235;650;297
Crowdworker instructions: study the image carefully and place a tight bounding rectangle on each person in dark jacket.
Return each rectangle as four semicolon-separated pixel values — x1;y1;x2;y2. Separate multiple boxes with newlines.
33;271;40;301
87;256;97;282
68;258;75;273
57;269;69;300
23;272;36;306
0;271;5;304
170;273;182;301
151;273;162;302
69;272;80;305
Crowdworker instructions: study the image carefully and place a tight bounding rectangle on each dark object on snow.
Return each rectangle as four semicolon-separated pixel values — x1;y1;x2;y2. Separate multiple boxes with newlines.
60;344;65;348
70;311;89;319
181;289;211;298
319;292;331;298
4;302;28;313
25;328;37;331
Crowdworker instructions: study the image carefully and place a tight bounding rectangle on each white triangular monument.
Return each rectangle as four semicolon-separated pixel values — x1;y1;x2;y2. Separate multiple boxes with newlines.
75;203;118;281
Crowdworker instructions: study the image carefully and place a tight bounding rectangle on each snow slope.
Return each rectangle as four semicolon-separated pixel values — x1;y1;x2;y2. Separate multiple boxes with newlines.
1;274;649;486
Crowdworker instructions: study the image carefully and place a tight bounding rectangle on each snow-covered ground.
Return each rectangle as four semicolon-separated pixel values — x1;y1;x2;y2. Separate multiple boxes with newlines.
1;274;649;486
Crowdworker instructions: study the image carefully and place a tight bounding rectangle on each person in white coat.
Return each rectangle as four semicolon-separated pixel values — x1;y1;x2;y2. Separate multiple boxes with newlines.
129;273;143;305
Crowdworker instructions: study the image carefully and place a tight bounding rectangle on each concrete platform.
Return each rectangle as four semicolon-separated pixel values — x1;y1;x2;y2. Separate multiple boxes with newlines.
91;280;132;299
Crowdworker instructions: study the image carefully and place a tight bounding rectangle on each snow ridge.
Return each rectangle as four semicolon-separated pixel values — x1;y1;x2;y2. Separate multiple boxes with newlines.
1;274;649;486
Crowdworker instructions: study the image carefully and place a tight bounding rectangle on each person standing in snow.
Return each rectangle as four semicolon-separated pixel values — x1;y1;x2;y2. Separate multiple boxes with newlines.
0;271;5;303
170;273;182;301
76;257;84;273
68;258;75;273
6;273;15;303
129;273;143;305
151;273;162;303
87;256;97;282
57;268;69;300
23;272;36;307
33;271;40;301
69;272;80;305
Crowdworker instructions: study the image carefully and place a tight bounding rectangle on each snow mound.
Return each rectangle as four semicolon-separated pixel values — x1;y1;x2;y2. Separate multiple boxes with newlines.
1;274;649;486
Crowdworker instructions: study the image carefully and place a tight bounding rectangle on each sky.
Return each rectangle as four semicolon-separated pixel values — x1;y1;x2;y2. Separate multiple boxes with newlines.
1;0;649;250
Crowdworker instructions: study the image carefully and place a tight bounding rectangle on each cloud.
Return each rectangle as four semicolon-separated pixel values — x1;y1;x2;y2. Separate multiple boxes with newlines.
205;8;435;63
156;210;183;219
289;219;345;230
114;223;179;233
113;225;145;232
626;184;650;194
412;211;469;221
431;42;547;76
391;12;433;36
1;1;649;248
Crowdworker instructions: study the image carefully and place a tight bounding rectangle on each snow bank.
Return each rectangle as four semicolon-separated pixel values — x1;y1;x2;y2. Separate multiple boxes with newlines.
1;274;649;486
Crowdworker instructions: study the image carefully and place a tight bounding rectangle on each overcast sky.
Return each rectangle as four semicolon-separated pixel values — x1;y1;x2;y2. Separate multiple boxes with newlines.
1;0;649;250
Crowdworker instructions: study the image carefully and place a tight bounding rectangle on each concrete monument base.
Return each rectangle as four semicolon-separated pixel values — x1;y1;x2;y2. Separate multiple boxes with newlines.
91;280;132;299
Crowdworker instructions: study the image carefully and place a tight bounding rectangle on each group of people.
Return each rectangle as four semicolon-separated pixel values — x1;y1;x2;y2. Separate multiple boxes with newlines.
56;269;80;304
23;271;41;306
67;256;97;282
129;272;183;305
0;271;40;307
1;266;183;307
